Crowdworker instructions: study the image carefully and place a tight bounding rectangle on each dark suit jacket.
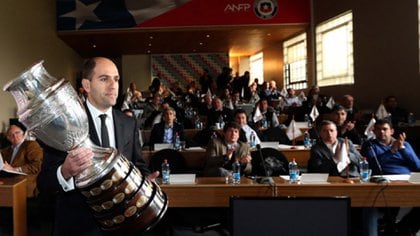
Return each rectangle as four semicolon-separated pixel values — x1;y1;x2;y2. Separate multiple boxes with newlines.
1;140;43;197
149;121;185;150
37;106;149;236
308;138;362;177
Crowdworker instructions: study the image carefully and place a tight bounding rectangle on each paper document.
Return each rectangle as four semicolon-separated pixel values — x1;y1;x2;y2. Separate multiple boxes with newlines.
169;174;196;184
300;173;329;184
408;173;420;183
0;153;27;176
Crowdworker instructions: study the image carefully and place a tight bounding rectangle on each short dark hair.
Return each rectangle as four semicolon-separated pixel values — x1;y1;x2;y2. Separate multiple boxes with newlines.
81;58;97;80
223;121;241;132
375;119;393;129
234;109;247;118
318;120;337;132
332;105;346;113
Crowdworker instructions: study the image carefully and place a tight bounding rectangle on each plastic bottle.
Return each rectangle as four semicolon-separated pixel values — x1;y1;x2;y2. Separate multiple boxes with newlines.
211;131;218;139
232;158;241;184
161;159;170;184
360;157;370;183
408;113;415;127
288;158;299;183
261;114;268;128
250;132;256;148
173;132;181;150
303;131;311;148
195;117;202;129
304;114;312;128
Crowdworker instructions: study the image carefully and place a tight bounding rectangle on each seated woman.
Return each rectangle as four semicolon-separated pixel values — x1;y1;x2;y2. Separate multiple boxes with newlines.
149;107;185;150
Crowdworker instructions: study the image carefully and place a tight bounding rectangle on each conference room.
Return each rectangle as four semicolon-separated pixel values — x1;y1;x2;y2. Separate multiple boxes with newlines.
1;0;420;236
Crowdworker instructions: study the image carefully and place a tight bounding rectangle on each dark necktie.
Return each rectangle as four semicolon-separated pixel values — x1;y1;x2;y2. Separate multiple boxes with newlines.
99;114;110;147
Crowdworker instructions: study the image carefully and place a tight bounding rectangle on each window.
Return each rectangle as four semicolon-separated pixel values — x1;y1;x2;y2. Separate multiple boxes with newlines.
316;11;354;87
250;52;264;83
283;33;307;89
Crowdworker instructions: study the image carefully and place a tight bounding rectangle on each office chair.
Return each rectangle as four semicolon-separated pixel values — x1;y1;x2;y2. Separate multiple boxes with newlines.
148;148;188;176
251;147;289;176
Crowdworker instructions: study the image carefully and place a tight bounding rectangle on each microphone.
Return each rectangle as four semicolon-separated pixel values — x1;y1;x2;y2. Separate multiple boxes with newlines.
256;144;274;184
367;141;389;183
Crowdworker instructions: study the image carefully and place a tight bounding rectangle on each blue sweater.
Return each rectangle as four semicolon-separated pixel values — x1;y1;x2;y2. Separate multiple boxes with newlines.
361;139;420;175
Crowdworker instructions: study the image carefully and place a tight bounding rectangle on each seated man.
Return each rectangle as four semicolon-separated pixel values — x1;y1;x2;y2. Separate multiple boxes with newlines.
203;122;252;177
1;124;43;197
284;88;305;108
234;109;262;145
252;98;280;128
330;105;362;145
308;120;362;177
361;119;420;235
206;97;233;129
149;107;185;150
384;95;409;127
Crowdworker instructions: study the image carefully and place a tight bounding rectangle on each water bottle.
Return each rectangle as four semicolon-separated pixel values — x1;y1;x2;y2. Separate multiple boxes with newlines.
303;131;311;148
288;158;299;183
250;132;256;148
173;132;181;150
304;114;312;128
360;157;370;183
195;118;202;129
232;158;241;184
261;115;268;128
408;113;415;127
161;159;170;184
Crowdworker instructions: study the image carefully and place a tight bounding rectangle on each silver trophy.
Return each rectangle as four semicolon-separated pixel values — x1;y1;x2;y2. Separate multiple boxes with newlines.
3;61;167;233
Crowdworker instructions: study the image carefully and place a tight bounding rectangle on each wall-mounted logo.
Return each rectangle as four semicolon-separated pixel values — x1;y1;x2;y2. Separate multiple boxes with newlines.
254;0;278;19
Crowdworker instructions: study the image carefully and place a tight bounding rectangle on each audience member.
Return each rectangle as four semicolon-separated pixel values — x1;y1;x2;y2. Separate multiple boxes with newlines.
1;124;43;198
37;57;156;236
198;94;213;116
331;105;362;145
142;93;163;129
308;120;362;177
384;95;409;127
216;67;232;96
149;107;185;150
203;122;252;177
265;80;282;101
206;97;234;129
361;119;420;235
284;88;304;108
121;82;141;110
198;68;214;94
234;109;262;145
341;94;360;122
244;81;260;105
253;98;280;128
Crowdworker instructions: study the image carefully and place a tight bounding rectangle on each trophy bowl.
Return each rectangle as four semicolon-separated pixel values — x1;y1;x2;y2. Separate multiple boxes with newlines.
3;61;167;233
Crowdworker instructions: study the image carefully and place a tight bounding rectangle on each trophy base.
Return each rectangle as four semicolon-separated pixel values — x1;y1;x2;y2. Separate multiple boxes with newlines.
77;147;168;233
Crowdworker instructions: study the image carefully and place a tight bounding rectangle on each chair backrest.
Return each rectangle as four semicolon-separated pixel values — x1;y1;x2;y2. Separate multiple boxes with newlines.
251;147;289;176
149;148;188;176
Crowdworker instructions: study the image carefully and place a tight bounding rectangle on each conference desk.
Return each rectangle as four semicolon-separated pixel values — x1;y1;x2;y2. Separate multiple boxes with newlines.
142;146;310;170
0;177;27;236
160;177;420;208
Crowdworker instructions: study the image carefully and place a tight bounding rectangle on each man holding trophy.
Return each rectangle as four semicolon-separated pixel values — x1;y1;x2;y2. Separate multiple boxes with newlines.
7;57;162;235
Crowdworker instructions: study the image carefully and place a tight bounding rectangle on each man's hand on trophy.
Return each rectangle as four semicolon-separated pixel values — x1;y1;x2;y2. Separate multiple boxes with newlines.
147;171;160;183
61;147;94;180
